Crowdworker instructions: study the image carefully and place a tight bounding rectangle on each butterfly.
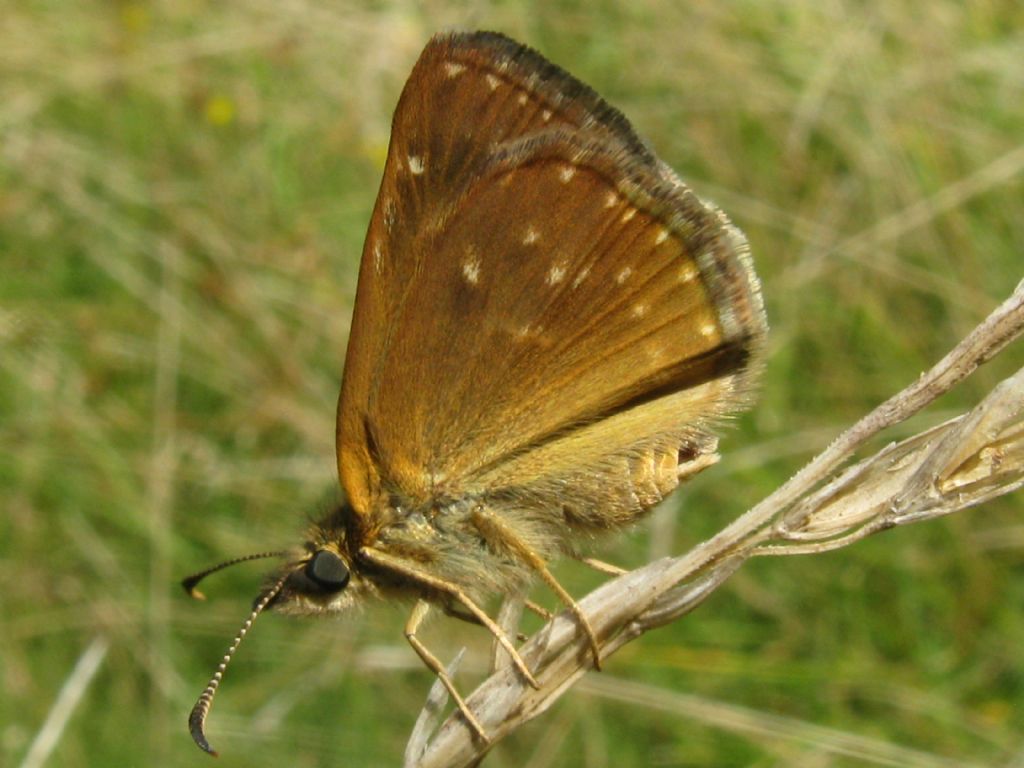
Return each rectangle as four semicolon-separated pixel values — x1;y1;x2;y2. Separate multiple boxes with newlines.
184;30;767;754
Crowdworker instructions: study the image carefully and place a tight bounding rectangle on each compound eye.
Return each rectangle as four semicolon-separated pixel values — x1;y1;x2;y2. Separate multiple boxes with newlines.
305;550;350;591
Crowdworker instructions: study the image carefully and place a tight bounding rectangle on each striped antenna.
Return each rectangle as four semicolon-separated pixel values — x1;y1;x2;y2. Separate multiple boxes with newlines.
188;572;291;756
181;551;287;600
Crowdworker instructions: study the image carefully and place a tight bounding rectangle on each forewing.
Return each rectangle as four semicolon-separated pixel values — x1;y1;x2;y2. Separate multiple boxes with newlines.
337;32;766;523
338;32;659;519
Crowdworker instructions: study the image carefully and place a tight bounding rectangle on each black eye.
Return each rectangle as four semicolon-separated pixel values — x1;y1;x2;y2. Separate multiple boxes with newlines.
305;550;350;591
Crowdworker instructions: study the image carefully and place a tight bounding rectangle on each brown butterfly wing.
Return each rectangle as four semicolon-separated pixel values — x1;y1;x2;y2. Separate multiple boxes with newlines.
337;32;766;530
339;32;641;519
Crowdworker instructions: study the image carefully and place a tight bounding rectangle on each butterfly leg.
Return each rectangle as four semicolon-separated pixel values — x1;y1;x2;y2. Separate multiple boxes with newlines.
524;599;553;620
358;546;540;689
469;508;603;670
574;556;627;576
405;599;489;743
443;603;528;642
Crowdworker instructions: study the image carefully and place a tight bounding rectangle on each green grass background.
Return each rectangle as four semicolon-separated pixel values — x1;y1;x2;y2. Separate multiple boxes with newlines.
3;1;1023;766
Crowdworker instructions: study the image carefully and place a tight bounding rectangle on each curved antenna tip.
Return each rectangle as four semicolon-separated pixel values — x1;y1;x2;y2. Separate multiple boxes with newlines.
188;703;219;757
182;578;207;600
180;551;287;602
186;571;289;757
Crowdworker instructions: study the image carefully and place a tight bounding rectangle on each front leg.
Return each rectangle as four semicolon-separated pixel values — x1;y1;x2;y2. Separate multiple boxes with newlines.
358;546;540;689
404;599;489;744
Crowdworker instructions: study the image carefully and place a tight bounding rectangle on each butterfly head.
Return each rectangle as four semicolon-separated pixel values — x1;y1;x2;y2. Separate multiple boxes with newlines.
266;508;371;616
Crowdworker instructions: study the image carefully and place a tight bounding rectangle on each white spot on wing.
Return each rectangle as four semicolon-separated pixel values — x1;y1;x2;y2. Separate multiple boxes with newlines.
604;191;619;208
517;93;528;106
523;227;540;245
616;266;633;284
462;258;481;285
408;155;425;175
486;73;501;91
679;265;697;283
542;109;552;122
559;165;576;183
572;266;591;288
547;262;567;285
700;322;716;337
444;62;465;77
632;303;648;318
515;323;541;340
373;241;383;273
621;208;636;223
655;228;669;245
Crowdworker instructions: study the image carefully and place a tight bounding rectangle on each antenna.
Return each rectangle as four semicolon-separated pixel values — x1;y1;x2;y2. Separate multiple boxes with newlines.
187;572;290;756
181;551;287;600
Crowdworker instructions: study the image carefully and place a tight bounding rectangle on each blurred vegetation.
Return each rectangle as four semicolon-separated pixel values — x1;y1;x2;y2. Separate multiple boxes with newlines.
2;1;1023;766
